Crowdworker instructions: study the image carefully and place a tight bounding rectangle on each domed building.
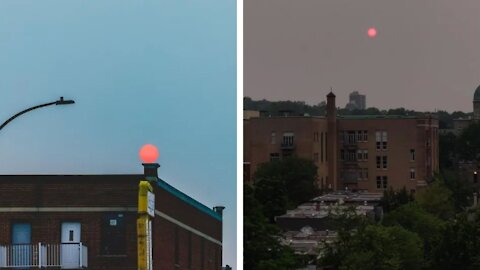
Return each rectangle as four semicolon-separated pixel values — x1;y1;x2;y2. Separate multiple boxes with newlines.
474;84;480;121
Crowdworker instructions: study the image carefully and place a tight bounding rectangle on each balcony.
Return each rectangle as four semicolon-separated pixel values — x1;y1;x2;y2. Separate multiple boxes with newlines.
280;142;295;150
0;243;88;269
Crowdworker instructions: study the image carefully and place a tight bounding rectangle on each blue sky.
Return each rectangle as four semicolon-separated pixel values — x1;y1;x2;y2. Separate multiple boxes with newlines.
0;0;236;267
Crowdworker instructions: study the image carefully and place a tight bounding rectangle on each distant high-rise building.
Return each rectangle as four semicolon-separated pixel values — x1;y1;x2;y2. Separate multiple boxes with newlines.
346;91;366;110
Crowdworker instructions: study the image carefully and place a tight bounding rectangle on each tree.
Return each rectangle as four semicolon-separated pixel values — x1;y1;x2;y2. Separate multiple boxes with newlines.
254;157;319;220
439;133;457;169
457;121;480;162
244;184;304;270
432;209;480;270
319;224;424;270
416;176;455;220
380;186;414;213
440;170;474;211
383;203;445;268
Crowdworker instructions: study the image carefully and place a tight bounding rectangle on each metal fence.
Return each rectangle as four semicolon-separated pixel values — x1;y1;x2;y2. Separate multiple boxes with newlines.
0;243;87;269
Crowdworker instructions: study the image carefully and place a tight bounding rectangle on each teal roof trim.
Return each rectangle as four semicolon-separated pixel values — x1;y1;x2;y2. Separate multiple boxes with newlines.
156;178;222;221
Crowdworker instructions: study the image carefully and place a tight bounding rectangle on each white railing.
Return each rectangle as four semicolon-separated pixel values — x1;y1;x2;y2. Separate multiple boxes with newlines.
0;243;87;269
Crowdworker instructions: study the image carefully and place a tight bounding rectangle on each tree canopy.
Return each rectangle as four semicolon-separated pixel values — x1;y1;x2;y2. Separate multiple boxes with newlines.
254;157;319;221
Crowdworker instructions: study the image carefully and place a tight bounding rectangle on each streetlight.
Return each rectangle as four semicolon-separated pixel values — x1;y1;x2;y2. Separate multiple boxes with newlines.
0;97;75;132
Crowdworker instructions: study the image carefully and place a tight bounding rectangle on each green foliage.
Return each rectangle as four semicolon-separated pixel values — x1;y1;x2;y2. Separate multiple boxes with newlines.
432;209;480;270
383;203;445;267
244;184;304;270
254;157;319;221
439;132;457;169
320;224;424;270
457;121;480;162
380;186;414;213
440;170;474;211
416;177;455;220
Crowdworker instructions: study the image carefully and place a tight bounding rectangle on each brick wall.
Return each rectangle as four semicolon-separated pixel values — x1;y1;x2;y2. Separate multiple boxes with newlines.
0;175;222;270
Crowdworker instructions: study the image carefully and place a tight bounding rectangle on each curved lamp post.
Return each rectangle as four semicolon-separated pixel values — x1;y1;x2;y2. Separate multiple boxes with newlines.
0;97;75;132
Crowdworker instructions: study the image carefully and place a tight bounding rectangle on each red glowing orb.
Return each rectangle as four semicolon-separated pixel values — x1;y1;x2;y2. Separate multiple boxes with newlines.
139;144;159;163
367;27;377;38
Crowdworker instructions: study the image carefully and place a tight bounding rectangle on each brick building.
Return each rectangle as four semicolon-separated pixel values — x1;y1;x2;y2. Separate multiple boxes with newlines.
0;165;223;270
244;92;439;193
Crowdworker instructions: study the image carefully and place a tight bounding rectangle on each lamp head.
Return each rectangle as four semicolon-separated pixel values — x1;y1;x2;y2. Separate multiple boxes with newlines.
56;97;75;105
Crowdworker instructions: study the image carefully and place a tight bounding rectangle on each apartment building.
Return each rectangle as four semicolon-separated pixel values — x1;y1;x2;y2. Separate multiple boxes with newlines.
244;92;439;193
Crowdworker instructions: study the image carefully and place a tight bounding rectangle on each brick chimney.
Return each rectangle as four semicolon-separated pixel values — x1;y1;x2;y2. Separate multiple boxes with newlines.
326;91;338;190
142;163;160;182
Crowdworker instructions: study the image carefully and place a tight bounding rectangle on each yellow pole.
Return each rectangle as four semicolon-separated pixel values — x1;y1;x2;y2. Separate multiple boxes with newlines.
138;180;153;270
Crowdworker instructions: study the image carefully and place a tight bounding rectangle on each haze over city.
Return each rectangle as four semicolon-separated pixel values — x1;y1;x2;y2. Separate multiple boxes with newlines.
245;0;480;112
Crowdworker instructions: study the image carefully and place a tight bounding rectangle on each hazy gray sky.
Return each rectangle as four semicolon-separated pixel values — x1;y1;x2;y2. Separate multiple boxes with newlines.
245;0;480;112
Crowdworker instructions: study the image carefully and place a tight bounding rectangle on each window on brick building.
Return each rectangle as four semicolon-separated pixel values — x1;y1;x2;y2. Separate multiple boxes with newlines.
282;132;294;146
356;131;363;142
271;131;276;144
363;150;368;160
357;149;363;161
382;131;388;150
376;176;388;189
410;149;415;161
376;131;388;150
376;156;381;169
382;156;388;169
376;131;381;150
363;130;368;142
101;213;126;255
270;153;280;161
410;168;416;180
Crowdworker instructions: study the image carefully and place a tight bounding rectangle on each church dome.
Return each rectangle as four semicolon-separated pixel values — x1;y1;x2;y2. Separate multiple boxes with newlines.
475;85;480;101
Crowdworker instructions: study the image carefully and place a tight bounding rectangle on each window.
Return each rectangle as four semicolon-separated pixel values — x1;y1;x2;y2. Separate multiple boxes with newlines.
376;176;388;189
363;150;368;160
410;149;415;161
410;168;416;180
270;153;280;161
358;168;368;181
346;150;356;161
347;131;356;144
357;149;363;161
101;213;126;255
376;131;388;150
357;131;363;142
376;156;387;169
363;130;368;142
282;132;294;146
271;132;276;144
376;131;381;150
382;131;388;150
